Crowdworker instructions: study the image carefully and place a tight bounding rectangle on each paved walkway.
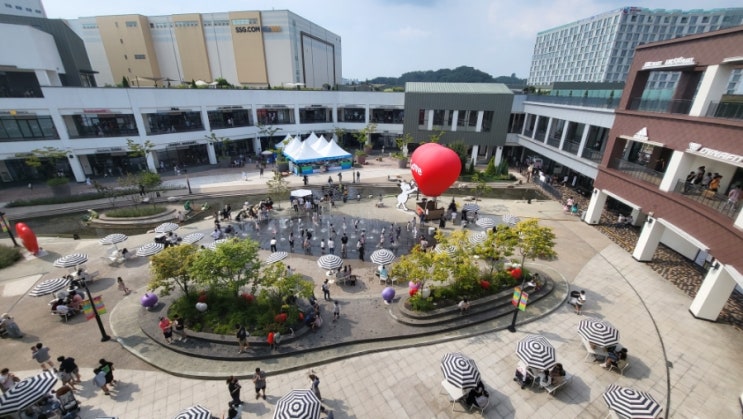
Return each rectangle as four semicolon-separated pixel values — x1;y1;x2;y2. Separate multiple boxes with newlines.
1;161;742;418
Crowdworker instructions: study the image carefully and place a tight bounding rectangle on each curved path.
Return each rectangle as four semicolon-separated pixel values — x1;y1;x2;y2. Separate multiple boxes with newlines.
1;162;742;418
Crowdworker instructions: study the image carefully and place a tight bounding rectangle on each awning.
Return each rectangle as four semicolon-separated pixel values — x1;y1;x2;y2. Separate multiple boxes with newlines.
619;135;665;148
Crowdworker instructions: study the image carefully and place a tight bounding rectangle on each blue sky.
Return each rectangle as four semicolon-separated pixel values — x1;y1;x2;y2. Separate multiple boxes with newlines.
43;0;741;80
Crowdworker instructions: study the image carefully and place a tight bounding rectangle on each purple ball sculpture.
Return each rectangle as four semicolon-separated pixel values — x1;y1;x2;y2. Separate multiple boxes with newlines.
381;287;396;304
140;293;158;308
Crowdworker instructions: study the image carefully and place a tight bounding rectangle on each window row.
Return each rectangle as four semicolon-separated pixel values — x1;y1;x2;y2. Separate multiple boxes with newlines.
417;110;494;133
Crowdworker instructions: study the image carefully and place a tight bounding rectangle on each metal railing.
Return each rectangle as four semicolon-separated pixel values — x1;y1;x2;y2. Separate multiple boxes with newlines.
581;148;604;163
563;141;581;155
705;101;743;121
673;180;741;218
525;95;620;109
628;97;692;115
546;136;561;148
610;158;663;186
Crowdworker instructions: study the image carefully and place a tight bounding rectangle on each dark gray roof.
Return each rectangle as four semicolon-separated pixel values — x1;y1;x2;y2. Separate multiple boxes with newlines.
405;82;512;95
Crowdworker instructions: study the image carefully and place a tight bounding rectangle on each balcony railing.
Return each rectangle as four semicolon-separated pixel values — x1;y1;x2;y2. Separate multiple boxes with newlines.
563;140;581;155
628;97;692;115
611;158;663;186
546;136;561;148
581;148;604;163
525;95;620;109
673;180;741;219
705;101;743;121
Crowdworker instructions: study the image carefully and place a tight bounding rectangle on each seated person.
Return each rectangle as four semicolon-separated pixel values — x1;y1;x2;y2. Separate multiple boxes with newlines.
514;363;531;389
378;265;389;280
617;214;628;226
465;380;489;408
184;200;192;213
68;291;83;313
603;347;628;369
550;363;567;385
311;315;323;331
120;248;130;259
537;369;552;389
458;298;471;314
55;302;71;316
568;290;586;314
211;228;224;240
224;225;235;235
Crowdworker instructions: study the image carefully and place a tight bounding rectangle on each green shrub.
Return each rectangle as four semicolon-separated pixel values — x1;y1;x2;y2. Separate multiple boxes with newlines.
105;206;167;218
408;293;435;311
46;177;70;187
0;245;22;269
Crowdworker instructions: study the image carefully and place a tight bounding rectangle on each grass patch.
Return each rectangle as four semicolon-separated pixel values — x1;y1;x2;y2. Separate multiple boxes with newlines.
0;245;22;269
105;206;168;218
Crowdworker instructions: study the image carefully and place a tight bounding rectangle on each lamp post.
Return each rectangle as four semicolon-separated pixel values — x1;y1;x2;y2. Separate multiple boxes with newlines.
507;275;528;333
0;212;19;247
184;169;192;194
80;277;111;342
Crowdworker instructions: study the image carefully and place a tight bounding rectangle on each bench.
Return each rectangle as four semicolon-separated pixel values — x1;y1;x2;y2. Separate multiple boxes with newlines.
543;373;573;396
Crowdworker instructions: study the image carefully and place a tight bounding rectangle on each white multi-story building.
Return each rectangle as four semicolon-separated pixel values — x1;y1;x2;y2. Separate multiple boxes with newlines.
65;10;341;89
0;0;45;18
528;7;743;87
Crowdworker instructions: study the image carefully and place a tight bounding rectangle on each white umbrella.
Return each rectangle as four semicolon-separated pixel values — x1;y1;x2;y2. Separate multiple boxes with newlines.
53;253;88;268
99;233;128;248
603;384;662;419
578;318;620;347
370;249;396;265
462;203;480;212
291;189;313;198
181;233;204;245
317;254;343;270
468;231;488;245
266;251;288;264
516;334;557;370
137;243;165;257
173;404;212;419
434;244;456;256
155;222;180;233
475;217;497;228
206;239;229;250
0;371;57;416
441;352;481;389
29;277;70;297
501;214;520;226
261;150;274;156
273;389;321;419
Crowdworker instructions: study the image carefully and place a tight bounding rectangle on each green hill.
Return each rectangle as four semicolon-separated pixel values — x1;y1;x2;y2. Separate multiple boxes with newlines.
367;66;526;88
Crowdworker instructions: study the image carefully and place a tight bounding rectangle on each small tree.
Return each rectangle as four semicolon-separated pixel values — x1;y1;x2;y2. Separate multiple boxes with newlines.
257;124;282;146
484;157;497;177
333;127;346;146
214;77;232;88
427;129;445;144
471;173;491;201
24;147;68;181
189;239;262;297
396;133;414;157
204;132;231;160
496;219;557;266
266;171;290;209
354;123;377;150
149;245;199;297
447;141;469;174
126;138;155;158
258;262;314;306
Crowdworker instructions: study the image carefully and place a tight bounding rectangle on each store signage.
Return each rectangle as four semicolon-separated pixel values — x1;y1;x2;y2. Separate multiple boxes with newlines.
83;109;111;114
95;147;123;153
687;142;743;164
168;141;197;147
234;25;281;33
642;57;696;70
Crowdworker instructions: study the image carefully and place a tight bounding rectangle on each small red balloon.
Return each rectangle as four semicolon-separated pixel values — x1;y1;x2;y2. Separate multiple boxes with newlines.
410;143;462;197
409;288;418;297
274;313;287;323
15;222;39;255
480;280;491;289
510;268;522;280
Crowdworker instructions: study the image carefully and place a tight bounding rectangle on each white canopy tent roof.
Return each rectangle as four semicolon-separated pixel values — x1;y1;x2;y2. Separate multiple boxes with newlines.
311;135;330;152
283;136;302;155
285;140;326;163
319;138;352;159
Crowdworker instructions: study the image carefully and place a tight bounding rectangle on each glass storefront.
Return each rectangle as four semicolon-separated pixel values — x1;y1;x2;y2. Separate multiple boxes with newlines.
337;107;365;122
207;108;253;129
63;114;138;139
256;108;295;125
299;107;332;123
370;107;404;124
0;115;58;142
144;111;204;135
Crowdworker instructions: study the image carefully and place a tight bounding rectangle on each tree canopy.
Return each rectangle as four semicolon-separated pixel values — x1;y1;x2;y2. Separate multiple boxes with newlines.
368;66;526;88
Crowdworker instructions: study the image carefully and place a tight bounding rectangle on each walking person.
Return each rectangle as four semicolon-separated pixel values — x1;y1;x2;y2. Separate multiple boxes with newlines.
30;342;54;371
328;237;335;255
159;316;174;344
288;232;295;252
358;241;365;262
253;368;267;400
322;279;331;301
117;277;130;295
173;314;188;342
356;170;360;183
236;324;249;353
309;374;322;401
333;301;340;322
57;356;81;383
270;236;277;252
1;368;20;393
94;358;115;395
226;376;243;407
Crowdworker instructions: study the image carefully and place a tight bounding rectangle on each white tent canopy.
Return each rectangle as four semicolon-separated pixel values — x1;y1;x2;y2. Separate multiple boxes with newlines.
286;140;326;163
320;139;352;159
311;135;329;152
283;136;302;155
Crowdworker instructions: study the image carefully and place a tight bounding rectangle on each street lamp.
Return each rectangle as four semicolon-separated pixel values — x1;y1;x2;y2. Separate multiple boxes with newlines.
507;274;529;333
0;212;19;247
80;277;111;342
184;169;192;194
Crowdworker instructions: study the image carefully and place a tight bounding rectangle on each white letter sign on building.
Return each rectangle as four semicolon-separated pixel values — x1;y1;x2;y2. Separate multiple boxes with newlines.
642;57;696;70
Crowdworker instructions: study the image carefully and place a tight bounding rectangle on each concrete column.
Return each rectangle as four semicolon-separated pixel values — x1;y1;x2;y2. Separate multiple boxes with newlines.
558;122;568;150
201;107;211;132
689;64;733;117
576;124;588;156
451;110;459;132
475;111;484;132
632;217;664;261
660;149;694;192
66;153;86;182
146;150;158;173
689;265;738;321
544;118;553;144
494;146;503;166
426;110;434;131
584;189;608;225
471;145;479;164
206;143;218;165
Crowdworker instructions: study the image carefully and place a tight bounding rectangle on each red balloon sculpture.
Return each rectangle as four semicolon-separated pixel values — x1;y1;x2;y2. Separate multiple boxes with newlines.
410;143;462;197
15;222;39;255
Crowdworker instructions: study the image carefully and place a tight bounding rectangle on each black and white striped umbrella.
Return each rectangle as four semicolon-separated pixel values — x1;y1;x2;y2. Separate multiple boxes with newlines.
501;213;520;226
29;277;70;297
206;239;229;250
468;231;488;245
440;352;481;389
53;253;88;268
173;404;212;419
434;244;456;256
0;371;57;415
462;203;480;212
475;217;497;228
317;254;343;270
516;334;557;370
266;251;289;264
603;384;662;419
136;242;165;257
370;249;396;265
578;317;620;347
273;389;321;419
99;233;128;246
181;233;204;245
154;222;179;233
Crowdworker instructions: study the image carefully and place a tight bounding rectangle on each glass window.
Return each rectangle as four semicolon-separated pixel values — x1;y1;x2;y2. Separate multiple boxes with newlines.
134;54;145;60
256;108;294;125
299;107;332;124
337;107;365;122
144;111;204;135
64;114;138;139
370;108;404;124
125;21;137;28
0;116;59;142
481;111;494;132
207;109;252;129
418;109;429;130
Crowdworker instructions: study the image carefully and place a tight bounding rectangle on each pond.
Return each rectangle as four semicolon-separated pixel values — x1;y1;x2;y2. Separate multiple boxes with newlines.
17;185;545;239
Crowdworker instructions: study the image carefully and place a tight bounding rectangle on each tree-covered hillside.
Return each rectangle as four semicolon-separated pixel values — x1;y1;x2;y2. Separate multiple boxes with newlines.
367;66;526;88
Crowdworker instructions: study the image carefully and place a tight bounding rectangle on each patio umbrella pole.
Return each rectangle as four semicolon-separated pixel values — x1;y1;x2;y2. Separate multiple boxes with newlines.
81;278;111;342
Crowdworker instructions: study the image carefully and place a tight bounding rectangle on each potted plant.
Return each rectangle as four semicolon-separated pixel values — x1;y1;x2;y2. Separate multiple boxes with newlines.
47;176;71;197
354;149;367;165
391;152;408;168
275;153;289;173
